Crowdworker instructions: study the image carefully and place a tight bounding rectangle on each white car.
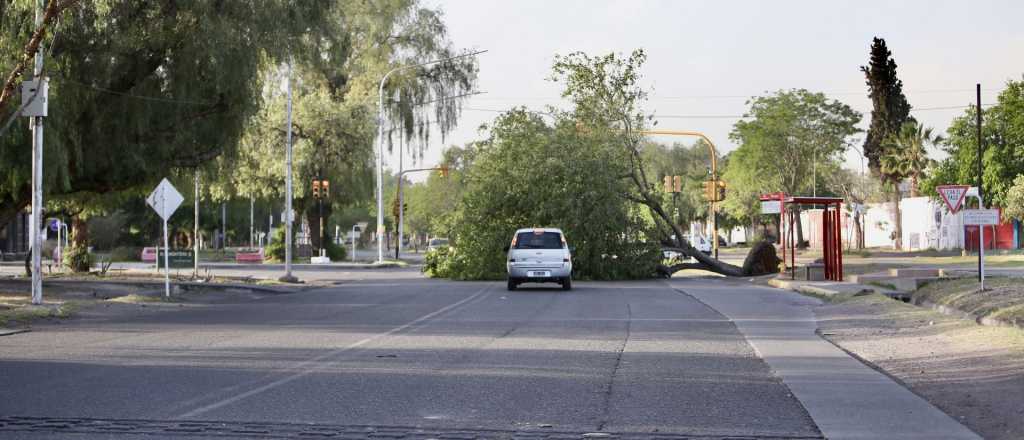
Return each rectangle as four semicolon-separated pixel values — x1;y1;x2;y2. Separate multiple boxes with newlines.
505;228;572;291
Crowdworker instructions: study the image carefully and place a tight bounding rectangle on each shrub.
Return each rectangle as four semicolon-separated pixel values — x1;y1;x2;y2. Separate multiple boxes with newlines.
265;227;291;262
64;245;94;272
110;246;142;262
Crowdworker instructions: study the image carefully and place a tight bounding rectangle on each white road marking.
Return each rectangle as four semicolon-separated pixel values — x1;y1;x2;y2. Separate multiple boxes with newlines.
177;285;492;419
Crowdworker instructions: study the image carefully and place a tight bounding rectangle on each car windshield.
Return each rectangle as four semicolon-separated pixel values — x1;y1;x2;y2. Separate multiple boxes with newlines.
515;231;562;249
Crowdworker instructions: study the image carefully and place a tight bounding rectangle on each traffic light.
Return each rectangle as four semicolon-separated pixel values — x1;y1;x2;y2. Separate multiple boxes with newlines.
322;180;330;198
703;181;714;201
311;180;321;199
673;175;682;193
663;176;672;193
716;180;727;202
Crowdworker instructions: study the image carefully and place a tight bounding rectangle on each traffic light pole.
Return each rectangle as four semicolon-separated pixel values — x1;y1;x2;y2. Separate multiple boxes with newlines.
394;166;448;259
640;130;720;258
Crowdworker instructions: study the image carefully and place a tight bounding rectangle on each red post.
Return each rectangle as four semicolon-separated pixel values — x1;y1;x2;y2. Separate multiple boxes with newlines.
823;209;832;280
790;210;796;280
835;203;844;280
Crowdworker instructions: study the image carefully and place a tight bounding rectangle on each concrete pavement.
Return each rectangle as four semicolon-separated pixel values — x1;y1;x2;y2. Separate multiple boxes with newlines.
674;278;980;440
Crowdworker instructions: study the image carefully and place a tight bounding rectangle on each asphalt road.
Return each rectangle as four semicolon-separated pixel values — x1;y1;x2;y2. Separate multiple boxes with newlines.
0;272;833;439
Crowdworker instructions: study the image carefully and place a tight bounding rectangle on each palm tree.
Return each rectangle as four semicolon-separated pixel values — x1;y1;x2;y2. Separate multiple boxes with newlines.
881;122;942;197
880;121;943;249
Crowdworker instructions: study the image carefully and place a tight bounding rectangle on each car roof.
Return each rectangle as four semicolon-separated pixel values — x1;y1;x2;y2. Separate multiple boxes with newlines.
514;227;563;234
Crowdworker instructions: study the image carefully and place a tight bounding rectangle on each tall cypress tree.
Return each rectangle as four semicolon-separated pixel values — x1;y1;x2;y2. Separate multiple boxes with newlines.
861;37;912;181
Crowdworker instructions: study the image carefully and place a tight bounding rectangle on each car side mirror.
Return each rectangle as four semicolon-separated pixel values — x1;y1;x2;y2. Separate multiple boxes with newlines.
502;245;510;252
569;246;576;253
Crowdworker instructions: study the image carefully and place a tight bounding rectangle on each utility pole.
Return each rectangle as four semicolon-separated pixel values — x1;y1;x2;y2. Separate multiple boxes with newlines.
29;0;46;305
280;62;297;282
976;84;984;283
220;202;226;249
249;196;254;249
193;173;199;278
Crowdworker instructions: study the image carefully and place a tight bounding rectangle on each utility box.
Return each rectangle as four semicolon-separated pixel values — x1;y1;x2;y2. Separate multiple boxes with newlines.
804;263;826;281
20;77;49;117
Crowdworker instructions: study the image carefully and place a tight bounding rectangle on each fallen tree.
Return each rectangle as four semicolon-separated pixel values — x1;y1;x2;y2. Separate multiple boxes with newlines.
553;50;771;277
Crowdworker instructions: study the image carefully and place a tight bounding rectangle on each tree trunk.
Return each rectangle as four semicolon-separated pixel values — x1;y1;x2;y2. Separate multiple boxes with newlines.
853;212;864;250
68;216;90;272
910;174;920;197
794;205;807;249
892;191;903;250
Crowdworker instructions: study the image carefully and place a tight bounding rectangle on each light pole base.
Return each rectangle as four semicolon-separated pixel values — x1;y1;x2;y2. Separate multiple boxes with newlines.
278;275;300;284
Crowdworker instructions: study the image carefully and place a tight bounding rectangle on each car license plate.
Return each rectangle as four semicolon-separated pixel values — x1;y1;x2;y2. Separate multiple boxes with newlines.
528;271;550;278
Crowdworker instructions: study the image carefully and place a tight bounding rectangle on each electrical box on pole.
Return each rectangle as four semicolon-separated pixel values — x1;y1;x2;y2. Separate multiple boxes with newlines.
21;78;49;117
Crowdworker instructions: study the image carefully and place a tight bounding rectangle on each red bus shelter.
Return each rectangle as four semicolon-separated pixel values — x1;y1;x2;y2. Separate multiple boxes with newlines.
777;196;844;281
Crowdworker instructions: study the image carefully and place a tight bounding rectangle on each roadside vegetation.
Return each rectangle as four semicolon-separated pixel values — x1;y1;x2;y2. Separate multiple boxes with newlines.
914;277;1024;326
0;293;79;327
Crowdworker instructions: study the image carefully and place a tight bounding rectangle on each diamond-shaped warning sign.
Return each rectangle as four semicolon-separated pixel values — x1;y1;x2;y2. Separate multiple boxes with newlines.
936;185;970;214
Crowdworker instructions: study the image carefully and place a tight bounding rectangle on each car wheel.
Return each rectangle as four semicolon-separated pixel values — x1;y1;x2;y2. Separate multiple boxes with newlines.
507;278;517;291
561;277;572;291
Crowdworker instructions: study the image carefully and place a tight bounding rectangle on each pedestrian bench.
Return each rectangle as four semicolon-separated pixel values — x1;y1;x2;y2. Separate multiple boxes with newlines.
235;250;263;264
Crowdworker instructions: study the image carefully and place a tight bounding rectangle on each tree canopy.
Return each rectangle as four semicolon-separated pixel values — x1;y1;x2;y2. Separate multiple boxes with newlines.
428;109;659;280
723;89;862;225
925;78;1024;208
861;37;912;180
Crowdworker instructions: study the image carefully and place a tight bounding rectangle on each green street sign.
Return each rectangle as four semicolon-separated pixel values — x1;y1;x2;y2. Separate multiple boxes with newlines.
157;249;194;269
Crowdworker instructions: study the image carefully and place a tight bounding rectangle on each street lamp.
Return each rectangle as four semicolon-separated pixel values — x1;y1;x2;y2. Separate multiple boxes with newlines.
375;50;486;263
279;61;297;283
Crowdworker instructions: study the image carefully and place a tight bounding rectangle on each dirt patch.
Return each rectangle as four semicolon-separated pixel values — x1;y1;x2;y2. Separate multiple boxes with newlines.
0;292;84;328
815;293;1024;440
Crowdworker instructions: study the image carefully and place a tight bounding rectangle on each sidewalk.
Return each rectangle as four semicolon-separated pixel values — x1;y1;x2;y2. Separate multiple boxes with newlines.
676;279;981;440
762;275;1024;439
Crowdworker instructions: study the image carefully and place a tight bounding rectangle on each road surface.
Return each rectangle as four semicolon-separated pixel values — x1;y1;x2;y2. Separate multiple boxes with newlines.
0;271;979;439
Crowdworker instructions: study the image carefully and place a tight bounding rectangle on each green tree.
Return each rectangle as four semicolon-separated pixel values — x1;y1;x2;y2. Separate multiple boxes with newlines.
0;0;351;260
1004;175;1024;222
861;37;913;177
725;89;862;245
880;122;942;198
550;50;754;276
879;121;941;249
640;140;717;228
204;0;477;251
433;109;659;280
926;78;1024;209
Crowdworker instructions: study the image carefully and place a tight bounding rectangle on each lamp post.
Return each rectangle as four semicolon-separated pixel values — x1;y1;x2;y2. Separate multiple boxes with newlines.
279;62;297;283
375;50;486;263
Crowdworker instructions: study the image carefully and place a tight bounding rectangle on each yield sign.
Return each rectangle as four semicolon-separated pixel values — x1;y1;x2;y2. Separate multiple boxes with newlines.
146;178;184;221
936;185;970;214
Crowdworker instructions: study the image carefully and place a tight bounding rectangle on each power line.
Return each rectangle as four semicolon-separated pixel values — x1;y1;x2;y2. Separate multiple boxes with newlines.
462;103;997;120
472;88;1002;102
55;77;217;105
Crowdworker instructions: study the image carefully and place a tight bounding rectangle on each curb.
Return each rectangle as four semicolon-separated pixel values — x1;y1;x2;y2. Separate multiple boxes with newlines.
913;298;1024;332
0;278;310;295
0;328;31;337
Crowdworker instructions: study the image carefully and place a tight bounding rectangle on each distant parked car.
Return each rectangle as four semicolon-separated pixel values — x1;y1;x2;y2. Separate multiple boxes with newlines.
427;238;449;251
141;247;158;263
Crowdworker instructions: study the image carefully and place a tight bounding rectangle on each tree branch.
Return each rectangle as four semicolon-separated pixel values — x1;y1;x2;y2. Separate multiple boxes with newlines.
0;0;79;111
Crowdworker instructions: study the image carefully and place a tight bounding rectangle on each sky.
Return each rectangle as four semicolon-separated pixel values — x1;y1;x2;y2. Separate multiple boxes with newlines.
389;0;1024;180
